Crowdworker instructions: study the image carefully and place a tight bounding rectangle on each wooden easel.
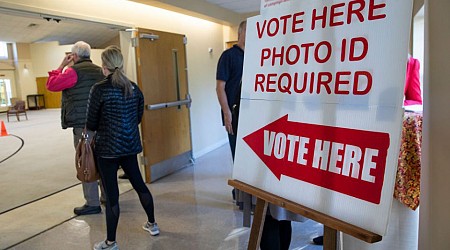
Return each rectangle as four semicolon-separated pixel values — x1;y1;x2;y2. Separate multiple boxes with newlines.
229;179;382;250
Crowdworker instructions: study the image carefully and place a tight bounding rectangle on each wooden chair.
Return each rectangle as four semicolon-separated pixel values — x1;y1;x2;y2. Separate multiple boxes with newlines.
6;100;28;122
9;97;20;106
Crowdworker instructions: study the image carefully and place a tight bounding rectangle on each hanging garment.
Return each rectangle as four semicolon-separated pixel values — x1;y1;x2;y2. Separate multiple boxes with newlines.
404;57;423;106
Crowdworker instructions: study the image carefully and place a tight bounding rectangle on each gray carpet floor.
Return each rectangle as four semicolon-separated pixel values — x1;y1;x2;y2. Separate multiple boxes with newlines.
0;109;78;213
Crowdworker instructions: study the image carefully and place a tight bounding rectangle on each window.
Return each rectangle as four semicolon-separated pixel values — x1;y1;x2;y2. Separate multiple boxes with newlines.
0;42;8;59
0;78;12;106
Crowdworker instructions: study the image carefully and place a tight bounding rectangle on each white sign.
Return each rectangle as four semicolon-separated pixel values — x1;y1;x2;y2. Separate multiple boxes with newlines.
233;0;412;235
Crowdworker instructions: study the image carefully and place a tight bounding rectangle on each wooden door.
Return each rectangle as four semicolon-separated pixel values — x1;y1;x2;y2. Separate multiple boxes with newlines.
135;28;192;183
36;77;61;108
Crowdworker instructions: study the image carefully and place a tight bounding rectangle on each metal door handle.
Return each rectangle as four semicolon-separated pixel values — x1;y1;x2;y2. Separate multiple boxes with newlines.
147;94;191;110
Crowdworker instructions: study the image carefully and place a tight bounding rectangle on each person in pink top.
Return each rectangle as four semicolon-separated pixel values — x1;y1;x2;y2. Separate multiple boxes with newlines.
404;57;423;106
47;55;77;91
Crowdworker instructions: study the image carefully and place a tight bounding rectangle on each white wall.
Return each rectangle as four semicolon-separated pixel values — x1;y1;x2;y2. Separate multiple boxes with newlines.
0;0;232;158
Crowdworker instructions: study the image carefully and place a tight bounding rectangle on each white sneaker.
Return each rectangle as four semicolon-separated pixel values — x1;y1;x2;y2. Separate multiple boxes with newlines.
143;221;160;236
93;240;118;250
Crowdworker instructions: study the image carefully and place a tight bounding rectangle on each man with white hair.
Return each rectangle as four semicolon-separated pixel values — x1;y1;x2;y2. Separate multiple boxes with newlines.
47;41;105;215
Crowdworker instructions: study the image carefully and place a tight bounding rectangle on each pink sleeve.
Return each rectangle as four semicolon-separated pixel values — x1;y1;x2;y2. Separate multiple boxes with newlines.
46;67;78;91
404;58;423;106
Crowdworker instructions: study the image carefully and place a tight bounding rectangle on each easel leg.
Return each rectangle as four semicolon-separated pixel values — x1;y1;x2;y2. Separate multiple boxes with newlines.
243;192;252;227
324;225;338;250
247;198;268;250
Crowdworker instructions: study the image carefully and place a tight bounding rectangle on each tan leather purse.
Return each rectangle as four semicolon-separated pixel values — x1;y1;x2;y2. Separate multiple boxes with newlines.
75;129;99;182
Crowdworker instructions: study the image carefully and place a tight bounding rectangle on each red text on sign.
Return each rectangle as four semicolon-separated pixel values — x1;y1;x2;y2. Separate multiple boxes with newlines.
256;12;305;39
255;0;387;39
264;131;378;183
311;0;387;30
260;37;368;66
254;70;372;95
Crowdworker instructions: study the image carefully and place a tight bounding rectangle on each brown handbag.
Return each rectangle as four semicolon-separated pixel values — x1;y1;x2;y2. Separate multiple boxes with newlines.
75;129;99;182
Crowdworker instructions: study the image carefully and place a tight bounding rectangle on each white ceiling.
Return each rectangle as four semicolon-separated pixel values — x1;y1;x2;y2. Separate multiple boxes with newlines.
0;8;127;48
206;0;260;14
0;1;258;47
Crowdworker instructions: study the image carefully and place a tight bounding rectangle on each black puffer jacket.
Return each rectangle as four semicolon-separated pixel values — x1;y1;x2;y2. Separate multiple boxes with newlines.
85;75;144;157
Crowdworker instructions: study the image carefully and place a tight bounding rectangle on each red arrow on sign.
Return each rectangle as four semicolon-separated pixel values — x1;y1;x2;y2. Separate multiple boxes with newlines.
242;115;390;204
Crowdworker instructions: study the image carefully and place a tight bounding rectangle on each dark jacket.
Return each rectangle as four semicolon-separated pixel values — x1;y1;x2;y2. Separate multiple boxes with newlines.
61;58;104;129
85;75;144;157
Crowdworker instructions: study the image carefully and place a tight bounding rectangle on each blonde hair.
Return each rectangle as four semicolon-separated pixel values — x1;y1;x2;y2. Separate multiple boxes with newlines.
101;45;133;97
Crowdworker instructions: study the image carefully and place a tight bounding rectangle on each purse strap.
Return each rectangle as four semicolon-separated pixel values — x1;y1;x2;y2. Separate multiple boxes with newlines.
82;127;96;144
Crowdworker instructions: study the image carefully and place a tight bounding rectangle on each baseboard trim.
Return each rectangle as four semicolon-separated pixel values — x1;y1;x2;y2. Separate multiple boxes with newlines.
193;138;228;159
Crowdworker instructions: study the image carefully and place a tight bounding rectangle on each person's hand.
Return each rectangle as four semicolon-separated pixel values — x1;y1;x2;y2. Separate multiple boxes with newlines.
59;54;73;69
224;110;233;135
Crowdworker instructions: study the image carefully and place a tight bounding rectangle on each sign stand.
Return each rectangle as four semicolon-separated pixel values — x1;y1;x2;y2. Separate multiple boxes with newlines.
243;192;252;227
323;225;338;250
247;198;267;250
229;179;382;250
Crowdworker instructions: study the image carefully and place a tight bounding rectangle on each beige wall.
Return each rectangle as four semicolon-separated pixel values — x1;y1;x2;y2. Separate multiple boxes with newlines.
29;42;103;77
0;0;237;158
15;43;31;59
12;43;35;103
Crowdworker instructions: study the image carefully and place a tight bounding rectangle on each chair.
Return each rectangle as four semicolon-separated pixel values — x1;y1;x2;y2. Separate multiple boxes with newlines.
10;97;20;106
6;100;28;122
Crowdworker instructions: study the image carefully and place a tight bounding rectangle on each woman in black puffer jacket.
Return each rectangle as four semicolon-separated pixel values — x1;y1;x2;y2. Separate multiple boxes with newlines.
87;46;159;250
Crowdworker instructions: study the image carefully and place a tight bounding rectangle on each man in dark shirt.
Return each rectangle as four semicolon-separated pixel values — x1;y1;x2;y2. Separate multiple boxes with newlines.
216;20;246;159
216;20;247;212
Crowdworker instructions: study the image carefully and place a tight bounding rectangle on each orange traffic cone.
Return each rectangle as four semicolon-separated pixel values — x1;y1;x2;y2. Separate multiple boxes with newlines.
1;120;8;136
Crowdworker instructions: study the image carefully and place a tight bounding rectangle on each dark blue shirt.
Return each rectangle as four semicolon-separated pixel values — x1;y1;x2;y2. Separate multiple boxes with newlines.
216;45;244;110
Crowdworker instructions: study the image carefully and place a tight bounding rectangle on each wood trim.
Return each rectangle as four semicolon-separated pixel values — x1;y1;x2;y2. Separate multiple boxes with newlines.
228;179;382;244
